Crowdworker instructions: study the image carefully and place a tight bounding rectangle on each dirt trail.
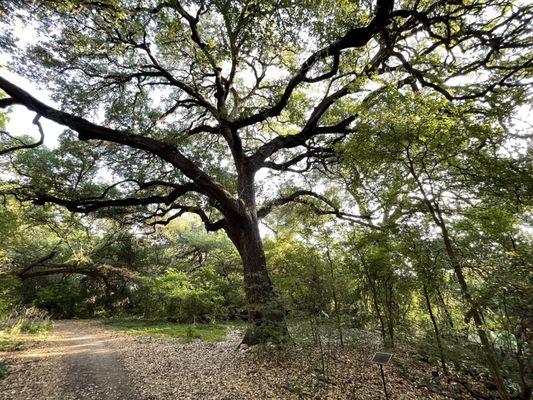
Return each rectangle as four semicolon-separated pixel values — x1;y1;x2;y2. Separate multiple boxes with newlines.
0;320;138;400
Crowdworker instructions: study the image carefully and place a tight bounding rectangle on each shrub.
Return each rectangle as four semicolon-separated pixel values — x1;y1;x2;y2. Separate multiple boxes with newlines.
31;278;84;318
131;268;238;322
185;325;202;342
1;306;53;334
0;275;21;318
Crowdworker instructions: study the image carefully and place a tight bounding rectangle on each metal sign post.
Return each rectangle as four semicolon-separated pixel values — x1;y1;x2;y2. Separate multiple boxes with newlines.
372;352;393;400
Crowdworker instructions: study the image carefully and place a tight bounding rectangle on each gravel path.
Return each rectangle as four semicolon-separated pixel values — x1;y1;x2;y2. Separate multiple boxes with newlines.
0;320;138;400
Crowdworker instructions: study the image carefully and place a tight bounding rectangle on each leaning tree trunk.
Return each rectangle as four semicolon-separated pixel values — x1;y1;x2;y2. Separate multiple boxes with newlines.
441;229;511;400
423;283;448;375
406;155;510;400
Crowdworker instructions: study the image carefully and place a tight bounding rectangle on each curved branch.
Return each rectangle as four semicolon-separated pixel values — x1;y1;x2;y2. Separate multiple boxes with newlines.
149;204;227;232
303;52;341;83
258;190;376;229
0;115;44;155
0;76;242;218
31;182;198;213
249;85;353;168
231;0;394;130
18;263;137;281
0;97;18;108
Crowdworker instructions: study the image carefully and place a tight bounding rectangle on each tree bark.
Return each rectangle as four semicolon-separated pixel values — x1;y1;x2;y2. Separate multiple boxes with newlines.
225;161;289;346
227;219;288;345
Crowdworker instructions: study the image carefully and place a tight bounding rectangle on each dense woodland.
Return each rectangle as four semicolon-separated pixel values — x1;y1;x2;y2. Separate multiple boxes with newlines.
0;1;531;399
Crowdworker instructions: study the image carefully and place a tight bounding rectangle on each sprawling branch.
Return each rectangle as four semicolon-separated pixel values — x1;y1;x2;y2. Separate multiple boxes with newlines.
0;76;242;218
392;51;533;101
149;204;227;232
30;182;197;213
16;246;137;283
258;189;376;228
137;41;219;116
18;262;137;281
249;45;390;170
245;0;530;173
16;248;59;277
261;134;345;173
249;86;355;169
230;0;394;130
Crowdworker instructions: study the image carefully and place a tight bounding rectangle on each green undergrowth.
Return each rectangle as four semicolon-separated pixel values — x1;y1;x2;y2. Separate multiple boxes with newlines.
0;334;24;352
101;318;243;342
0;361;8;381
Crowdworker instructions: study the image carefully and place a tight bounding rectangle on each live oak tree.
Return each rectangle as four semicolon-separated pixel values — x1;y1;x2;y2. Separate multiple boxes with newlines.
0;0;530;354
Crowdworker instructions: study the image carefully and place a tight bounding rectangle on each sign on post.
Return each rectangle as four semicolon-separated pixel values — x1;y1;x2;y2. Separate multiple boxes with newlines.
371;352;393;400
372;352;393;365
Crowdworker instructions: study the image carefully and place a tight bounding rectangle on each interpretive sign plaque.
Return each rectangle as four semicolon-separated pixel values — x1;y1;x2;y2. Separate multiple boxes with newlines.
371;352;393;400
372;352;393;365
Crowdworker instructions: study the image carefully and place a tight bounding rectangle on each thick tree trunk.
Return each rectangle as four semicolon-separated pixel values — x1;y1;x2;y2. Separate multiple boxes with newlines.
228;219;289;346
226;162;289;346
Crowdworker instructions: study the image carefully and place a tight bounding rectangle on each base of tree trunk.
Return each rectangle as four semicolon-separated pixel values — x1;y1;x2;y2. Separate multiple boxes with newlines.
240;298;291;346
241;318;291;347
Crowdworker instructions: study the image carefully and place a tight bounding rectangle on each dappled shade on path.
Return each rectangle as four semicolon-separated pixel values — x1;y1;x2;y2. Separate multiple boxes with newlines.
0;320;137;400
